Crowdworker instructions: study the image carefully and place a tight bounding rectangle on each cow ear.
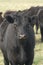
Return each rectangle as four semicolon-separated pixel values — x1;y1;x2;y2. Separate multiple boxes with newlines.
5;15;14;23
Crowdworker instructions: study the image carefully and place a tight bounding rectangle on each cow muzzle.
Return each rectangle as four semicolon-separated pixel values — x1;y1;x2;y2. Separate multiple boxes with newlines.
19;34;26;39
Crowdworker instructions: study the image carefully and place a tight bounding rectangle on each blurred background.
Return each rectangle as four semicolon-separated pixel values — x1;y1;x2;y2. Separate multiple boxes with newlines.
0;0;43;12
0;0;43;65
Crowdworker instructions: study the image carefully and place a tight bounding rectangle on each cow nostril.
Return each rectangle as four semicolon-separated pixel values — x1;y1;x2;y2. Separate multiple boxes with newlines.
19;34;26;39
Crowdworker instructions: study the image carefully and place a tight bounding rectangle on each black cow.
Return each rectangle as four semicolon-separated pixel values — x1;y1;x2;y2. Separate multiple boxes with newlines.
0;14;35;65
21;6;43;34
29;6;43;34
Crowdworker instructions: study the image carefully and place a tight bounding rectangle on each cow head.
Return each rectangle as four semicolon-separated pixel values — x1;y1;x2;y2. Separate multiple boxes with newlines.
5;14;27;40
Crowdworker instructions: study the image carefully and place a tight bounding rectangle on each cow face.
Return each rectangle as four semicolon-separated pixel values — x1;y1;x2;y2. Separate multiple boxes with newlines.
5;14;28;40
1;13;35;65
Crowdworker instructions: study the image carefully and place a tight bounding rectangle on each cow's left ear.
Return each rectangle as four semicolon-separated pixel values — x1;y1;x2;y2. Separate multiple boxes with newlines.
5;15;14;23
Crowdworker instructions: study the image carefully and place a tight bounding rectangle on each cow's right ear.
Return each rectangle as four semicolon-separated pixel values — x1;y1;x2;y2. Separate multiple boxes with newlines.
5;15;14;23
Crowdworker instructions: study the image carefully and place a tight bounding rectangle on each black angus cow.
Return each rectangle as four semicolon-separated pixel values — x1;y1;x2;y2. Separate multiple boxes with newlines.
28;6;43;34
0;13;35;65
21;6;43;34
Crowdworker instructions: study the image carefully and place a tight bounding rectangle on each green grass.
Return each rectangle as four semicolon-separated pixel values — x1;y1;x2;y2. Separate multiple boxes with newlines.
0;0;43;65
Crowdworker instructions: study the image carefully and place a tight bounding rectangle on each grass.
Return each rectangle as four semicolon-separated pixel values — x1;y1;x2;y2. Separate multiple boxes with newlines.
33;27;43;65
0;0;43;65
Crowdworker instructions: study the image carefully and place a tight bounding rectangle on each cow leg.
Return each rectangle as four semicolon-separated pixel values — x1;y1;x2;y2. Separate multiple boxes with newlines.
36;19;39;34
40;26;43;42
36;25;38;34
36;22;39;34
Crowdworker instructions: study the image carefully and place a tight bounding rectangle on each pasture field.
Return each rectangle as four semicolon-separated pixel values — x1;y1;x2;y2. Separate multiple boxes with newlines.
0;0;43;65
